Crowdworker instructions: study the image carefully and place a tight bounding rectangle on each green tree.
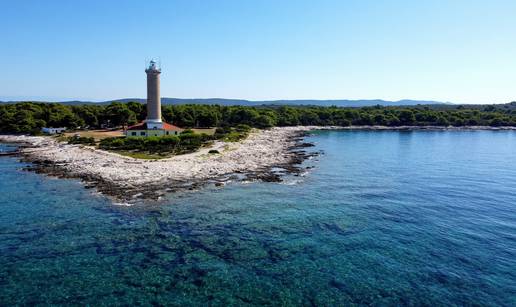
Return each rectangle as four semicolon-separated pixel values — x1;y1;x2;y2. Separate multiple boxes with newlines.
398;110;416;125
106;103;136;127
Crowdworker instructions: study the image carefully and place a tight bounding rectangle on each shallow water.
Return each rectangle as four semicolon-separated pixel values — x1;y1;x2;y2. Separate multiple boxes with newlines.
1;131;516;305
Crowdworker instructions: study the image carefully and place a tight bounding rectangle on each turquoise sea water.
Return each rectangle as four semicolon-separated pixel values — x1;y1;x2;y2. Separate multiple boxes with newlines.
1;130;516;306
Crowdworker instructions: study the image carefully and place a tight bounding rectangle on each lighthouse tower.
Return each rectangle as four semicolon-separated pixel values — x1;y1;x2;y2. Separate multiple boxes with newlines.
145;60;162;129
125;60;183;137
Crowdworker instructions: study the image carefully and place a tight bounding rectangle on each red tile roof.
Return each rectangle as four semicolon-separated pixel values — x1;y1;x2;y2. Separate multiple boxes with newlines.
162;122;183;131
126;122;183;131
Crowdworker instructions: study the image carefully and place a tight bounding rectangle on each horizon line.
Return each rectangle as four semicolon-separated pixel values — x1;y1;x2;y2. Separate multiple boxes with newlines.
2;96;514;105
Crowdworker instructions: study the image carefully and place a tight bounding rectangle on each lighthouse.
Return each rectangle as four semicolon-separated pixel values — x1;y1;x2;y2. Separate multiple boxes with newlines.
125;60;184;137
145;60;162;129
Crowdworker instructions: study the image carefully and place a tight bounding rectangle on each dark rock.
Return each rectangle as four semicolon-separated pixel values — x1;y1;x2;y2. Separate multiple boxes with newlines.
297;142;315;148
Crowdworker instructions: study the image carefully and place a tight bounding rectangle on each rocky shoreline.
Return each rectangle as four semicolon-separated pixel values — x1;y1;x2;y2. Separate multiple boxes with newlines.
0;127;317;202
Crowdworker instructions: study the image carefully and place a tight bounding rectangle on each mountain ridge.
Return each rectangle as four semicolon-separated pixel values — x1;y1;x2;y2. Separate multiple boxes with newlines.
0;98;453;107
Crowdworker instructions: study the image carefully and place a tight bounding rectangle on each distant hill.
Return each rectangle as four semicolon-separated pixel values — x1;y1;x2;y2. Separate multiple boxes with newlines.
106;98;452;107
0;98;453;107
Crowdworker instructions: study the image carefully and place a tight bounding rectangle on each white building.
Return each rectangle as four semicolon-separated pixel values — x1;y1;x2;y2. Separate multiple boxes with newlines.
125;122;183;137
41;127;66;134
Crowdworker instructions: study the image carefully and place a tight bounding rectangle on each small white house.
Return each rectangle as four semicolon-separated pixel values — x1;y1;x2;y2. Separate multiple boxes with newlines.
125;122;183;137
41;127;66;134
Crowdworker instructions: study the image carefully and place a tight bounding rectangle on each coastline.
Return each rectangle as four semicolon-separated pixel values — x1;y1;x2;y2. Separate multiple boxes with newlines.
0;127;315;201
311;125;516;131
1;125;515;202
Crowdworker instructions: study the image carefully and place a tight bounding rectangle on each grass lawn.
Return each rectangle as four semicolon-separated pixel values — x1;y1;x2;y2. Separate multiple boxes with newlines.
115;150;172;160
63;129;124;141
191;128;216;135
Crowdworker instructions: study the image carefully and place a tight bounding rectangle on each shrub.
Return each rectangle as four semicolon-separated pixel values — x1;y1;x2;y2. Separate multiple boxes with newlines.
223;131;247;142
159;135;180;146
144;137;160;149
99;134;204;154
235;124;251;132
124;137;145;150
212;125;251;142
68;135;95;145
179;133;203;150
99;137;125;149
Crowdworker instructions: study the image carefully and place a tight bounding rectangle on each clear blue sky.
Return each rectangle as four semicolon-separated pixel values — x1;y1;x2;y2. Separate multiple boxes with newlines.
1;0;515;104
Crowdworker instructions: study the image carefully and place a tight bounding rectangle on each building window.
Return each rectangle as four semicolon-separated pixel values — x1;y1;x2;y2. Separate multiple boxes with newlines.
166;131;169;135
141;132;146;136
131;132;136;136
174;131;178;135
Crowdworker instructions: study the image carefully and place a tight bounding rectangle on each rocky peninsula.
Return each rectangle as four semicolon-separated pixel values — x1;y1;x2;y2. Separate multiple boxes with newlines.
0;127;316;202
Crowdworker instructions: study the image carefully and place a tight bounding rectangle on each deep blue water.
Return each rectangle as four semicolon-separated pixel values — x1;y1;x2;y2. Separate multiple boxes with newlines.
1;130;516;306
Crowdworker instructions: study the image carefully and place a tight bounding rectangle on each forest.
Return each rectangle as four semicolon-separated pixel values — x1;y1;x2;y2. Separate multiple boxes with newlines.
1;101;516;134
